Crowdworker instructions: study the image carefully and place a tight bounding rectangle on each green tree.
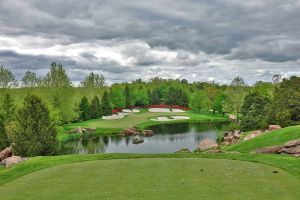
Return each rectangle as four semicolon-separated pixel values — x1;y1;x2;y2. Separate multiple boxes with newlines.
80;72;105;88
78;96;91;120
166;87;189;107
124;84;131;107
270;76;300;127
110;87;126;108
43;62;71;88
11;95;59;156
213;93;228;116
240;92;271;131
190;91;210;112
135;87;149;106
150;89;160;105
0;115;10;150
90;96;102;119
101;91;112;116
0;66;17;88
22;70;40;88
1;94;16;124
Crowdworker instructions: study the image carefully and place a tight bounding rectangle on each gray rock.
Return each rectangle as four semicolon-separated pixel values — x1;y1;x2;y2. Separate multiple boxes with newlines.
284;139;300;148
198;139;218;151
254;145;283;154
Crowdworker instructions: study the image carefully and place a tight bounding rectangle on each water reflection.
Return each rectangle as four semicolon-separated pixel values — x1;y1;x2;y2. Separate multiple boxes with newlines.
59;122;228;154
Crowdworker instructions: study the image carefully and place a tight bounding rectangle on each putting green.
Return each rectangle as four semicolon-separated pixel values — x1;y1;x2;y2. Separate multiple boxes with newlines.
0;158;299;200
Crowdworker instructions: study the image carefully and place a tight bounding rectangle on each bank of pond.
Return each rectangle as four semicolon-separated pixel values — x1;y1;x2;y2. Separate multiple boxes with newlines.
59;122;228;154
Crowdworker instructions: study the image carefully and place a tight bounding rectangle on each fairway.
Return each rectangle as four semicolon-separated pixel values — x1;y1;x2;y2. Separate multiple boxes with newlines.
1;158;299;200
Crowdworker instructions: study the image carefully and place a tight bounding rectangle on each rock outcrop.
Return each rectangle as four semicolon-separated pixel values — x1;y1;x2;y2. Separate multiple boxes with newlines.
268;125;282;131
0;146;12;161
132;137;144;144
121;127;140;136
143;130;154;137
69;127;97;134
222;130;242;145
2;156;27;168
254;145;283;154
243;130;264;141
198;139;218;151
280;139;300;156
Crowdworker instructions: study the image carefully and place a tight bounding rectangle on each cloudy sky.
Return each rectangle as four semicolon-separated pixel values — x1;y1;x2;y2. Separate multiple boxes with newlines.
0;0;300;84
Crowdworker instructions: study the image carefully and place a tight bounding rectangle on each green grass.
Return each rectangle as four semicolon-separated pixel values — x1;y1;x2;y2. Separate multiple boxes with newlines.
224;126;300;153
61;110;227;140
1;157;299;200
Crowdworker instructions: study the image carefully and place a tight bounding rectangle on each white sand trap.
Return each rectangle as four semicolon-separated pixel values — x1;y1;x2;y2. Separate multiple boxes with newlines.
151;117;173;121
122;109;140;113
102;114;125;120
171;116;190;120
150;116;190;121
172;109;186;113
149;108;171;113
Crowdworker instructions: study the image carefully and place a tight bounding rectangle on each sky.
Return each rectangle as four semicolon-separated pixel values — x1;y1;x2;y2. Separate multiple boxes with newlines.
0;0;300;85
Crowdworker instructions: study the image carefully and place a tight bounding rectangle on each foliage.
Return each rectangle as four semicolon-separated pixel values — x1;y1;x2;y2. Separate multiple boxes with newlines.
0;94;16;124
213;93;227;115
80;72;105;88
166;87;188;107
101;91;112;116
0;115;10;150
135;86;149;106
22;71;41;88
78;96;91;121
11;95;59;156
43;62;71;88
189;91;210;112
90;96;102;119
270;76;300;127
110;86;126;108
0;66;17;88
240;92;271;131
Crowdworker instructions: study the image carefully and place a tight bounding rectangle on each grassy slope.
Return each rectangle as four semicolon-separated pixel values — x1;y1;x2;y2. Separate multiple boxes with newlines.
1;157;299;200
61;110;227;140
224;126;300;153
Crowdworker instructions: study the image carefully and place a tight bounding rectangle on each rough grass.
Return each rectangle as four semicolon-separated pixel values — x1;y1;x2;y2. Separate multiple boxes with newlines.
224;126;300;153
1;157;299;200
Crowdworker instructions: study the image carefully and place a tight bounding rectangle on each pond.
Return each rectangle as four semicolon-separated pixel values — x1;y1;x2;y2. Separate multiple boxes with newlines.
59;122;228;154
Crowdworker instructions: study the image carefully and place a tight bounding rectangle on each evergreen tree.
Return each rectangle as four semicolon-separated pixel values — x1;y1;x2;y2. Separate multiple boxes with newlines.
135;86;149;106
101;91;112;116
11;95;59;156
124;84;131;107
150;89;160;104
1;94;16;124
0;115;10;150
79;96;91;120
90;95;102;119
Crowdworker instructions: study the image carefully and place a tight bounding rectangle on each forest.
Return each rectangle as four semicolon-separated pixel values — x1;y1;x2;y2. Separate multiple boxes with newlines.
1;62;300;155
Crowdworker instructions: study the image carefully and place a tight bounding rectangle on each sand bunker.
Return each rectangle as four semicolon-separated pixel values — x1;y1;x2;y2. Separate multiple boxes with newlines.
102;113;125;120
172;109;186;113
151;116;191;121
122;109;140;113
149;108;171;112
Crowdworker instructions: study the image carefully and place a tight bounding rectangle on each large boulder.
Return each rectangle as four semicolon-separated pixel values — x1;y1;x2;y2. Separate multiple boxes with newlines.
121;127;140;136
254;145;283;154
132;137;144;144
198;139;218;151
143;130;154;137
0;146;12;161
280;145;300;155
2;156;27;168
222;130;242;146
268;125;282;131
243;130;264;141
84;127;97;132
284;139;300;148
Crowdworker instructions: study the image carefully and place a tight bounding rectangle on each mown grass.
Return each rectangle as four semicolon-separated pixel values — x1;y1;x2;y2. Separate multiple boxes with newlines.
1;156;299;200
224;126;300;152
60;110;227;141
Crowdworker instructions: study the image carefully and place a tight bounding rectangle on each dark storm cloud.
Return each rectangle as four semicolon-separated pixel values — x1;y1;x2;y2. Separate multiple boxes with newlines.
0;0;300;84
